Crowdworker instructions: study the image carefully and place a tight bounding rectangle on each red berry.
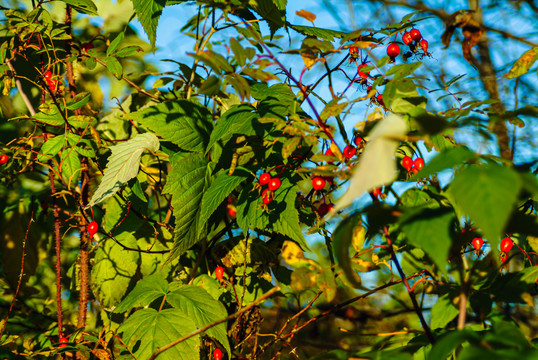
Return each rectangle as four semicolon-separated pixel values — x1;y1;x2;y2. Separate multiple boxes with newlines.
259;172;271;185
0;154;8;165
472;237;484;251
324;148;334;157
213;348;223;360
349;47;358;55
410;166;419;174
410;28;422;42
227;205;236;218
262;189;273;204
402;31;413;45
413;157;425;171
500;238;513;253
87;221;99;238
44;70;53;80
268;178;281;191
357;63;369;79
317;203;334;217
372;188;381;197
312;176;326;191
215;266;224;281
59;337;68;348
343;145;356;159
387;43;400;58
47;78;58;92
376;93;384;106
353;137;363;146
81;42;94;52
419;39;428;52
401;155;413;171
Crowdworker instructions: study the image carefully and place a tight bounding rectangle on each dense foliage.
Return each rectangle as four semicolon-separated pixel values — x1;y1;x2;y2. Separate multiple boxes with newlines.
0;0;537;359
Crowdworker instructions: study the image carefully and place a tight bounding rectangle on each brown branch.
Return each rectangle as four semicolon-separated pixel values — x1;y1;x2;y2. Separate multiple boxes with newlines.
48;170;64;339
0;209;34;339
148;286;280;360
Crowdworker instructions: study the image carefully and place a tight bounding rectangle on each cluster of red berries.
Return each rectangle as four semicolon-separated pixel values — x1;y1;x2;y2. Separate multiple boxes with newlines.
258;172;281;204
401;155;424;174
44;70;59;93
0;154;8;165
80;42;94;53
387;28;429;62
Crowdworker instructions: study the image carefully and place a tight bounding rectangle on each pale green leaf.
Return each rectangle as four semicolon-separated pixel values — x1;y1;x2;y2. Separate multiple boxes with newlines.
119;308;200;360
90;232;139;308
55;0;98;15
167;285;230;356
129;0;165;48
38;134;65;162
332;113;408;214
88;133;160;207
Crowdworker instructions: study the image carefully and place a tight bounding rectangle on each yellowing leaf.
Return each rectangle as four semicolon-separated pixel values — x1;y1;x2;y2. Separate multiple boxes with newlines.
351;225;366;253
296;9;316;22
282;240;314;267
349;41;376;49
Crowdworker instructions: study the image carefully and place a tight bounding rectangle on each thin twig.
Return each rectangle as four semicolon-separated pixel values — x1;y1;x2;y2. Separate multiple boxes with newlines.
148;286;280;360
0;209;34;339
6;60;36;115
383;227;435;343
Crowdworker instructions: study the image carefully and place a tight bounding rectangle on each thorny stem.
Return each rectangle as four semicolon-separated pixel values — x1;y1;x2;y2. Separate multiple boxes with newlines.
383;227;435;343
0;210;34;339
48;170;64;338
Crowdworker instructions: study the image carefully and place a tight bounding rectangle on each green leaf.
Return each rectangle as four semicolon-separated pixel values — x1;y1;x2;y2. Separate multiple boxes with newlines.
289;24;348;41
430;293;459;329
107;32;124;56
320;98;348;121
410;146;477;180
127;100;213;153
55;0;98;15
114;45;144;58
400;208;455;270
88;133;160;207
67;115;97;129
129;0;165;48
383;78;420;114
236;178;310;251
119;308;200;360
447;164;522;249
428;330;480;360
163;153;215;260
385;62;422;80
32;110;64;126
167;285;230;356
90;233;139;308
114;273;169;313
251;0;285;36
198;169;249;236
206;104;257;152
281;137;301;160
330;212;363;288
105;56;123;79
61;149;81;187
505;47;538;79
38;134;65;161
66;92;91;110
